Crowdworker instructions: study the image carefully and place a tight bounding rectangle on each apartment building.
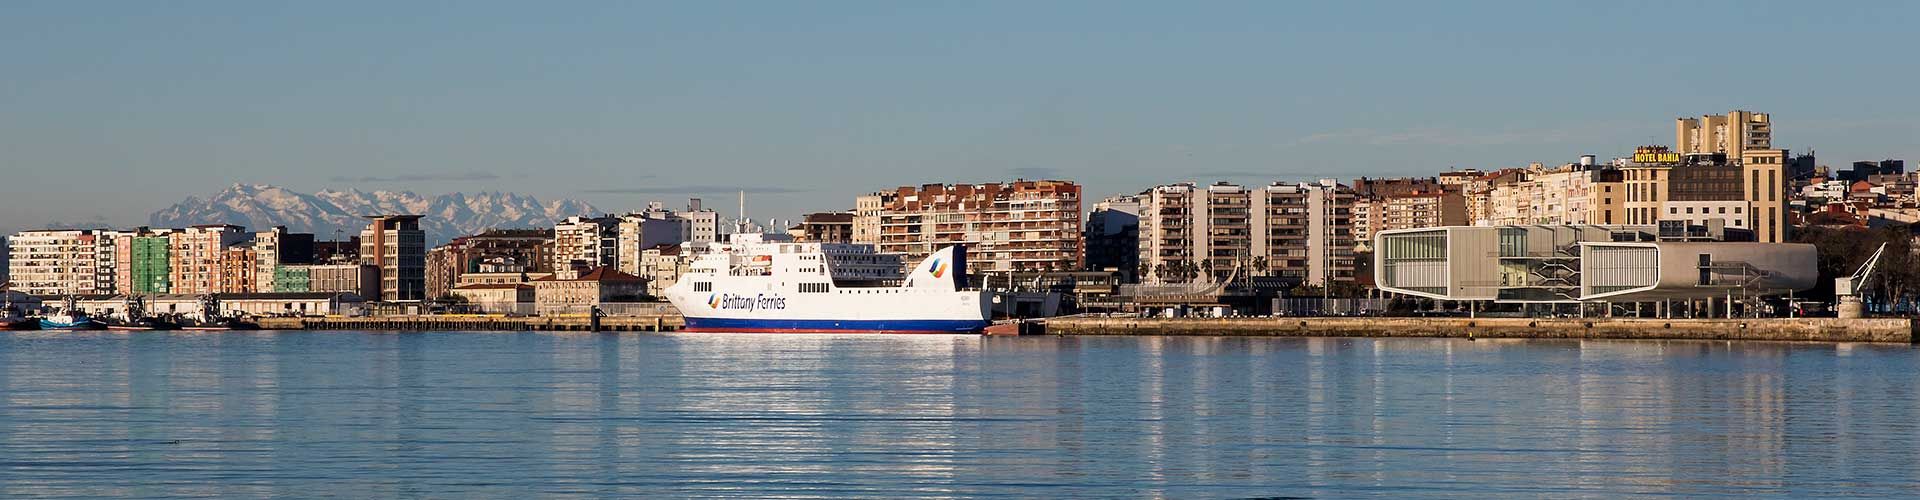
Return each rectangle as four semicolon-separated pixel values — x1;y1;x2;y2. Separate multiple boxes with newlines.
1137;181;1355;285
1483;162;1624;226
615;207;689;275
360;215;426;302
1379;190;1467;233
551;215;619;272
796;212;855;243
871;180;1083;274
219;244;256;293
252;227;314;293
852;192;895;245
1677;110;1771;158
1673;111;1788;242
426;229;552;299
1085;195;1142;280
168;225;249;295
6;229;102;296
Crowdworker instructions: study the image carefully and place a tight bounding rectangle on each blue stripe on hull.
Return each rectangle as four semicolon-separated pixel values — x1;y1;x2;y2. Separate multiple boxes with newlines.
39;320;104;330
683;317;989;334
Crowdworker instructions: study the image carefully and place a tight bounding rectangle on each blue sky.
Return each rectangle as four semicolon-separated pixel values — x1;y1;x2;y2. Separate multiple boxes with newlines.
2;1;1915;232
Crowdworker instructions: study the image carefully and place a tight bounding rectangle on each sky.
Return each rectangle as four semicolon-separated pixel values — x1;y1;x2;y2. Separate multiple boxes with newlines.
2;1;1916;233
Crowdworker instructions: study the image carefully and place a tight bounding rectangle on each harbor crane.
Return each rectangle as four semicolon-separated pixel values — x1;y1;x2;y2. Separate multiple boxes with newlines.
1836;242;1888;319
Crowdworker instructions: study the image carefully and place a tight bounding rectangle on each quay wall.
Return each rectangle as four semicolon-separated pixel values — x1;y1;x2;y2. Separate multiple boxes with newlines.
256;315;683;332
1045;317;1917;343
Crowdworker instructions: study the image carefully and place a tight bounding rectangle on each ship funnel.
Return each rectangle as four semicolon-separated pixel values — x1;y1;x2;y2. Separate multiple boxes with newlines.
904;245;968;290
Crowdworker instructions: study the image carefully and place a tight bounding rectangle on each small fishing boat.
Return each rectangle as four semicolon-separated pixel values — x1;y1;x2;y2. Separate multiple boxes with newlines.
39;311;105;330
1;307;35;331
0;284;34;330
104;316;183;331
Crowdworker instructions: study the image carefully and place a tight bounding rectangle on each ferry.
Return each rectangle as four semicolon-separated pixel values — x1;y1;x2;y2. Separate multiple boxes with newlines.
664;234;991;334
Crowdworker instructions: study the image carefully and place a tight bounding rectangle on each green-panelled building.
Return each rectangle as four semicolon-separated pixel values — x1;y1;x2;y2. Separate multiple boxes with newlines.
130;236;170;294
272;266;311;292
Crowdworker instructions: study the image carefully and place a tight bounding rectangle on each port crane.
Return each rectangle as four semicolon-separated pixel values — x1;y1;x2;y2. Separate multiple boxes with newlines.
1836;242;1888;319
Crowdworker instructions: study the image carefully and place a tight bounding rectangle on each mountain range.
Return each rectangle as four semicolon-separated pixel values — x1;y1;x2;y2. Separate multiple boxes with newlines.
149;184;600;245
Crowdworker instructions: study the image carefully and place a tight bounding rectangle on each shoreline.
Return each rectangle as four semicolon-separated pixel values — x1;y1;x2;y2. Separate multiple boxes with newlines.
238;315;1920;344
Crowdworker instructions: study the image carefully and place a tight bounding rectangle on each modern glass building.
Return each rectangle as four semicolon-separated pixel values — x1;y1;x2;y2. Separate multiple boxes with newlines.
1375;225;1815;304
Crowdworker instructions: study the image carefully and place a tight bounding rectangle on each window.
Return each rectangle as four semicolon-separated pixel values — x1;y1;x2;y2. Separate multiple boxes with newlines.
693;282;712;292
1669;207;1678;215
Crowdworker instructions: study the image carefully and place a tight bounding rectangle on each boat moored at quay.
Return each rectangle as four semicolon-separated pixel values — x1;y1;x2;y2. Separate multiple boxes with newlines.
664;234;991;334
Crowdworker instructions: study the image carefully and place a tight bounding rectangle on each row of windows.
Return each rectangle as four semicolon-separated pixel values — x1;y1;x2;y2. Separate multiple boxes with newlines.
1670;206;1744;215
798;283;830;293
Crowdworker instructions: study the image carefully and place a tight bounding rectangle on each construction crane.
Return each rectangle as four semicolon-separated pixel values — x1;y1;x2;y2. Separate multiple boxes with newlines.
1836;242;1888;319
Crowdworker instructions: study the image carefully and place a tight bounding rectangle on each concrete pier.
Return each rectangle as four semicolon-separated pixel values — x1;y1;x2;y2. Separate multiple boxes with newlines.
1045;317;1918;343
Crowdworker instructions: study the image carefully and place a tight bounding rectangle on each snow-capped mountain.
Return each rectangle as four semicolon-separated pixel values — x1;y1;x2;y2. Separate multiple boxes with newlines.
150;184;600;245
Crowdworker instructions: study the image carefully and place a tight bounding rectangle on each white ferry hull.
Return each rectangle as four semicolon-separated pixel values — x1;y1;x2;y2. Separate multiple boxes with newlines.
667;240;991;334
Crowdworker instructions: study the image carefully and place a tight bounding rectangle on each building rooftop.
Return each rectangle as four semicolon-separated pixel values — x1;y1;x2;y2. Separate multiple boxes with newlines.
536;267;646;283
453;283;534;290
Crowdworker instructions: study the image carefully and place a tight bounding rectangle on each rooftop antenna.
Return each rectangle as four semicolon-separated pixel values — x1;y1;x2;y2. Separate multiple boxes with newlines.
738;190;747;234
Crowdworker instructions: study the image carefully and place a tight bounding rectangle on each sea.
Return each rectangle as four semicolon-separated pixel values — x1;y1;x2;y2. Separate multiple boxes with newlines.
1;331;1916;498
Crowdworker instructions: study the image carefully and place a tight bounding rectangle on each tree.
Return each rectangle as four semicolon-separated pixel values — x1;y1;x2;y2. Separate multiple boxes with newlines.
1793;223;1920;311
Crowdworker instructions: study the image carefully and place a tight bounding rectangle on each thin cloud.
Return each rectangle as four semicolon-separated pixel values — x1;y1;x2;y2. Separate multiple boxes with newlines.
330;171;501;183
584;185;812;194
1291;128;1577;147
1009;166;1064;179
1191;170;1271;178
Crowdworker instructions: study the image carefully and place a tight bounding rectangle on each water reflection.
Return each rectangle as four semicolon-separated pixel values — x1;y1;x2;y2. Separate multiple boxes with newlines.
1;332;1918;497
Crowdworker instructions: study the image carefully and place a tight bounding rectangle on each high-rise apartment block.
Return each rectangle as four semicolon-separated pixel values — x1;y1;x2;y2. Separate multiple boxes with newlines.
1085;195;1142;281
252;227;314;293
361;215;426;301
1137;181;1355;285
870;180;1083;273
6;230;103;296
1677;110;1771;157
552;215;620;272
167;225;249;295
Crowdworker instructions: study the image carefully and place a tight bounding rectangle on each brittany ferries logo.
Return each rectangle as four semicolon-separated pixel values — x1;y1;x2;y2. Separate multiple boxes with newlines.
930;258;948;278
709;293;788;312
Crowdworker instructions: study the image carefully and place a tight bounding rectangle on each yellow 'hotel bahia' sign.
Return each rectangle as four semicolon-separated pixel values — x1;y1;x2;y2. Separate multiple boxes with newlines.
1633;151;1682;163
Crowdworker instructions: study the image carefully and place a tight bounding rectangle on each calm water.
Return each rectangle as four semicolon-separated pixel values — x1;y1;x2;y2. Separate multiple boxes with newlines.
2;332;1918;498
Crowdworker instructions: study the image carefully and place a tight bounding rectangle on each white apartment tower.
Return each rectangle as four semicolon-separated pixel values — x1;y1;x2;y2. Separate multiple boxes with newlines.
1137;180;1356;285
